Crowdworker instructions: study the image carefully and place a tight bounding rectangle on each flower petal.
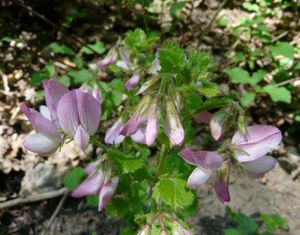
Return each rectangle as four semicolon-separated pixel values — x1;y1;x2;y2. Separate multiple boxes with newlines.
39;105;51;120
179;148;223;170
210;111;226;141
232;125;282;162
23;133;60;155
187;167;212;189
76;90;101;135
105;119;125;144
242;155;276;178
20;103;60;141
57;90;80;137
213;179;230;203
120;115;146;136
85;160;101;174
124;74;140;90
131;128;146;144
74;125;90;150
43;79;68;124
98;177;119;211
71;170;104;198
145;103;159;146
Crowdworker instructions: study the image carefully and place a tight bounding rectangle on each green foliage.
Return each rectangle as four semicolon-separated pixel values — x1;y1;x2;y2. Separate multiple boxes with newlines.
48;42;75;55
159;42;184;74
262;85;291;103
153;177;194;209
224;207;289;235
63;167;88;191
30;61;55;85
80;41;106;55
125;28;159;52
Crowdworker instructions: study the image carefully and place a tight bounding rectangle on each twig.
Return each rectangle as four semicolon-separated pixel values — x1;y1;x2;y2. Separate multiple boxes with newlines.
197;0;229;46
271;30;290;43
0;188;68;210
12;0;100;55
41;191;69;235
276;77;300;87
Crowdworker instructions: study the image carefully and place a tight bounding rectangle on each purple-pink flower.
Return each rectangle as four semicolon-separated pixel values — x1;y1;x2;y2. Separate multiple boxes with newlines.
57;89;101;151
96;48;117;69
179;125;281;203
72;160;119;212
124;74;140;90
20;79;68;155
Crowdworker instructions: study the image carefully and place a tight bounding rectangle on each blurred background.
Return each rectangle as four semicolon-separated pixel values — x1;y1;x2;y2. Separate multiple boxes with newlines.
0;0;300;234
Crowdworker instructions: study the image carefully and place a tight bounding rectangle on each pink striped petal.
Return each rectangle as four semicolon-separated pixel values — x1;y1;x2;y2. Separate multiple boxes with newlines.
43;79;68;124
71;170;104;198
57;90;79;137
23;133;60;155
74;125;90;150
76;90;101;135
98;177;119;211
20;103;61;141
179;148;223;170
187;167;212;189
232;125;282;163
145;103;159;146
105;119;125;144
39;105;51;120
120;115;146;136
242;155;276;178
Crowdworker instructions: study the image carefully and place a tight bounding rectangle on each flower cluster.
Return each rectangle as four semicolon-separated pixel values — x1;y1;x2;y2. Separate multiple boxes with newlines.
21;79;102;154
72;159;119;211
179;125;281;203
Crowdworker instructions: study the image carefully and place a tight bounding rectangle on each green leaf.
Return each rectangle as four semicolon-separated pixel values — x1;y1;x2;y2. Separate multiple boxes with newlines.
108;150;145;174
68;69;93;85
224;67;251;84
63;167;88;191
250;69;266;85
57;75;71;87
240;92;255;107
197;82;218;98
223;229;242;235
86;195;99;208
234;213;258;234
218;18;229;27
80;41;106;55
159;42;184;74
269;42;294;59
153;177;194;209
125;28;146;48
48;42;75;56
30;61;56;85
263;85;291;103
242;2;259;12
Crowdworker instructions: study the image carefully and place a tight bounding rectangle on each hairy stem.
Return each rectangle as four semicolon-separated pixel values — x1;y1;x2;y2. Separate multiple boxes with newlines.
155;144;169;179
90;136;109;151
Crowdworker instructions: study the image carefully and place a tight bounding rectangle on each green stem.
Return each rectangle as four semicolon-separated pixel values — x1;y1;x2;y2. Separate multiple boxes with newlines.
90;136;109;151
155;144;169;179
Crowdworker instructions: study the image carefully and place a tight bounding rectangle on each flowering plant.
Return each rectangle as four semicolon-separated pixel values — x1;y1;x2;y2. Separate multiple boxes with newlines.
21;29;282;234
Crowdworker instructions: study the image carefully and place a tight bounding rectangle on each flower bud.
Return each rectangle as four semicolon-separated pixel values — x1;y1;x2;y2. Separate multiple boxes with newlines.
137;77;160;95
137;224;151;235
210;110;227;141
124;74;140;90
164;98;184;146
97;48;117;69
213;162;230;203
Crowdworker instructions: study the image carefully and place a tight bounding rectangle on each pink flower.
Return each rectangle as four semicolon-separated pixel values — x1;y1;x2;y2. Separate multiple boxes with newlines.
149;50;161;75
21;79;68;155
125;74;140;90
96;48;117;69
72;161;119;212
179;125;281;203
80;84;103;105
57;89;101;150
